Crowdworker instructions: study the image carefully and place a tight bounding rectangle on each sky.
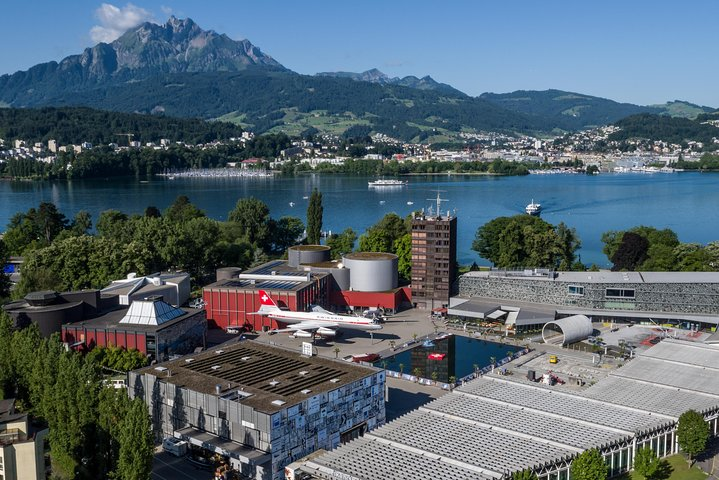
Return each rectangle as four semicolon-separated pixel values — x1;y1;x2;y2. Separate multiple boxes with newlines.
2;0;718;107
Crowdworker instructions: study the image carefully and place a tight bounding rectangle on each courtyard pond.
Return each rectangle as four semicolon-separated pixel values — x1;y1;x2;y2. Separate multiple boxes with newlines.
374;334;523;383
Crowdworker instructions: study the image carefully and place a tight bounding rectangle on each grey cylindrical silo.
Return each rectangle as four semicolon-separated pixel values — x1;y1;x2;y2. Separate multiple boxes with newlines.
342;252;398;292
216;267;242;282
287;245;331;268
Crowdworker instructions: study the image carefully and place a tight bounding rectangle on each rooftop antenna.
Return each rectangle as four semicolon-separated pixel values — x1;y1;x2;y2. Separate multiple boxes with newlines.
426;190;448;218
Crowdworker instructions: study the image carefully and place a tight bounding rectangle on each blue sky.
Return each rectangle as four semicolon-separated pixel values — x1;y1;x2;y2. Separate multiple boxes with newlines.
3;1;718;106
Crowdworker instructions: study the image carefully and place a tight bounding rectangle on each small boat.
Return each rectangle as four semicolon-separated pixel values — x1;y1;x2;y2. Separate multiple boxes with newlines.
406;201;414;205
379;200;386;205
167;175;176;180
428;353;446;361
302;196;309;199
289;202;295;207
368;179;408;187
351;353;380;363
525;199;541;216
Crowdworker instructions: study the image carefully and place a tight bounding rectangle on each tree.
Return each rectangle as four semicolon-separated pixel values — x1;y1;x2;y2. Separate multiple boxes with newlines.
144;206;161;218
116;397;154;480
633;446;662;479
228;197;271;246
270;216;305;254
610;232;649;271
677;409;709;465
358;213;408;253
70;210;93;236
35;201;69;244
326;228;357;259
394;233;412;280
512;469;538;480
0;239;12;301
570;449;607;480
472;215;579;269
307;189;324;245
163;195;205;223
96;210;129;239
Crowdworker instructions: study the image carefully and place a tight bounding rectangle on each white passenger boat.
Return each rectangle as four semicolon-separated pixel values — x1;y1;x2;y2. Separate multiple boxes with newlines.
525;199;541;216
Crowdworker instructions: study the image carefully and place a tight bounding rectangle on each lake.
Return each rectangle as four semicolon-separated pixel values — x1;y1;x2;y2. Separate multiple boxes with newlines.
1;172;718;267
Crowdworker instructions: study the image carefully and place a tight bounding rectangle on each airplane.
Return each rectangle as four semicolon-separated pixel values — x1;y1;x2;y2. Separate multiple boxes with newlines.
252;290;383;338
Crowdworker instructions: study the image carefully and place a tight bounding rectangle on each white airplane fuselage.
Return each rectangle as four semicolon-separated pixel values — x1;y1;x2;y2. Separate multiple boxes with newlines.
267;311;383;331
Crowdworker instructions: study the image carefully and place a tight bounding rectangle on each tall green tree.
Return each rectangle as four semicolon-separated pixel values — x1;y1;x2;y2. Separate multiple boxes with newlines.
307;189;324;245
325;228;357;259
472;215;580;269
677;410;709;465
610;232;649;271
163;195;205;223
71;210;93;236
394;233;412;280
270;216;305;254
570;449;607;480
116;397;154;480
633;446;662;480
358;213;409;253
228;197;271;246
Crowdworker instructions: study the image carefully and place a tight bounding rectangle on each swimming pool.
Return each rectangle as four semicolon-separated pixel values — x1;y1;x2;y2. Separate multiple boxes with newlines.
374;334;521;382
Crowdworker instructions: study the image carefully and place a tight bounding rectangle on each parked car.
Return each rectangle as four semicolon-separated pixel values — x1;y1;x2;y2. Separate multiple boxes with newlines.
189;298;205;308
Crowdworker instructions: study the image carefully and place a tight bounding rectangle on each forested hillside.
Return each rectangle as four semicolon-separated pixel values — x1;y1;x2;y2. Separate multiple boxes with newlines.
609;114;719;148
0;107;243;145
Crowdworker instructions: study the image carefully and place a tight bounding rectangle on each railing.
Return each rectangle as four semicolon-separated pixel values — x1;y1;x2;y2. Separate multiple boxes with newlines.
0;428;27;445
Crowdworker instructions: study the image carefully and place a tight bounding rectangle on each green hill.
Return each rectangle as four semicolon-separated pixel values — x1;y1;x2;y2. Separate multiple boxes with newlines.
479;89;661;130
609;113;719;148
0;107;243;145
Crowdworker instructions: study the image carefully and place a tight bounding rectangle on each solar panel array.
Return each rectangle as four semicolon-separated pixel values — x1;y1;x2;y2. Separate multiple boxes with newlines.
312;436;492;480
372;410;575;472
612;357;719;396
582;376;718;418
424;393;626;449
642;340;719;370
182;346;347;397
459;377;664;432
221;279;304;290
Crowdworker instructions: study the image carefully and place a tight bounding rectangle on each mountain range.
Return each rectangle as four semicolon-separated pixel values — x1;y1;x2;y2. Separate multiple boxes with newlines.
0;16;715;142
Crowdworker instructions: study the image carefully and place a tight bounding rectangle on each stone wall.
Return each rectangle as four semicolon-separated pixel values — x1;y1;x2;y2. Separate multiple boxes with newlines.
459;276;719;314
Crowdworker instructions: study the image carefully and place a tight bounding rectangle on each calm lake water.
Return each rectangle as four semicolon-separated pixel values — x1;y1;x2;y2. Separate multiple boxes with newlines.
1;172;718;267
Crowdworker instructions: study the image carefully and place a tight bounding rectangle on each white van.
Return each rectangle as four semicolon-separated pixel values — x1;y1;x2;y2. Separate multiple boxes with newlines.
162;437;188;457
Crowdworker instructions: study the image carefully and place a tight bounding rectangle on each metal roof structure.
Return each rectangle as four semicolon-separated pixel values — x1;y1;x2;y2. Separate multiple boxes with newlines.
118;298;185;326
541;315;593;345
303;339;719;480
463;270;719;284
135;340;376;414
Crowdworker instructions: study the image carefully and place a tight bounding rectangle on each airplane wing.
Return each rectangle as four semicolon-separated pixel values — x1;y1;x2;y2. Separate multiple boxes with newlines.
268;322;338;334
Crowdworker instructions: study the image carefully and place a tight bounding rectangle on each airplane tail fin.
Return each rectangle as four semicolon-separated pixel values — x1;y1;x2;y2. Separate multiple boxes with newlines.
252;290;281;315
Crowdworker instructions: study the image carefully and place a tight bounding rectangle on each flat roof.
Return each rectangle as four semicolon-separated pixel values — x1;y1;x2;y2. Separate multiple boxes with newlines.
464;270;719;284
306;340;719;479
135;340;377;414
204;260;328;292
64;305;200;333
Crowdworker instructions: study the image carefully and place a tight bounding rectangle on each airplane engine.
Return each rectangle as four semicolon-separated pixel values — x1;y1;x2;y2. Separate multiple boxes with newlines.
316;327;337;337
292;330;314;338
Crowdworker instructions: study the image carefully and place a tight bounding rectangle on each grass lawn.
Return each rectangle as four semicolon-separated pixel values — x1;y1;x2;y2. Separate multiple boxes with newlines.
616;454;707;480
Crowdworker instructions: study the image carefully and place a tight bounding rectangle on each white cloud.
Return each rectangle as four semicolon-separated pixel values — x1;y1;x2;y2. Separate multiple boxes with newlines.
90;3;155;44
160;5;173;16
